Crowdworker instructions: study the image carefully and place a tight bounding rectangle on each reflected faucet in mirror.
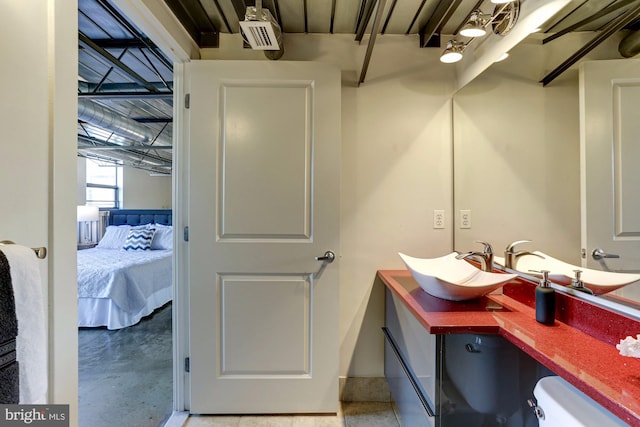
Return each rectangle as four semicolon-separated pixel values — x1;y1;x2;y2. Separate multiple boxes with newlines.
504;240;545;269
456;241;494;272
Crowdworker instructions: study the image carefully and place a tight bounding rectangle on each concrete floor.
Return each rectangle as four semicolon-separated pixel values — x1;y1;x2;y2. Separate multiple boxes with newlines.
78;303;173;427
79;304;400;427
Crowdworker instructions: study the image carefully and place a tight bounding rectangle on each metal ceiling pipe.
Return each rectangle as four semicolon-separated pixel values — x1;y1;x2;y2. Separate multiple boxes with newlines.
78;146;171;174
619;30;640;57
78;99;171;146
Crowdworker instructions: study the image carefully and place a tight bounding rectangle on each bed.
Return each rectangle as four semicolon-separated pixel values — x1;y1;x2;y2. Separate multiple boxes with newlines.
77;209;173;330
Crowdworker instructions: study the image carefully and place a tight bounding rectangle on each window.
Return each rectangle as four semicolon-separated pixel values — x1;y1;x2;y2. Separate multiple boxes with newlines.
86;159;122;208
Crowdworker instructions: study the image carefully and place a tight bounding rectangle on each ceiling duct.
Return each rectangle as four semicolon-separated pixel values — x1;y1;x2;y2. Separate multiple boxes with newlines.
239;0;284;60
78;143;171;174
78;99;172;147
619;30;640;58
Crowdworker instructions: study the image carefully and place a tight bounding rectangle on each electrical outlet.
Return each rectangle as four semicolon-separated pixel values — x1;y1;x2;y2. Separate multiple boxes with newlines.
433;210;445;229
460;210;471;229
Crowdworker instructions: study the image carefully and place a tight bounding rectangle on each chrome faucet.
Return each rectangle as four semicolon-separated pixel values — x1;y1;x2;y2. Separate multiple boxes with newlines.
504;240;544;269
456;241;494;272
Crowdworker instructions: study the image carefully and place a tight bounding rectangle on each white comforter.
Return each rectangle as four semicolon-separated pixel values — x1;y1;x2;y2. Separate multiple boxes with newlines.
77;248;172;314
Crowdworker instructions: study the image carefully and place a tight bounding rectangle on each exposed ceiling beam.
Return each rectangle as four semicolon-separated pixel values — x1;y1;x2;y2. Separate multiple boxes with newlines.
381;0;398;34
355;0;377;42
211;0;233;33
133;118;173;124
95;0;173;70
406;0;427;34
229;0;249;20
330;0;337;33
80;145;173;150
358;0;388;86
544;0;590;33
163;0;219;47
419;0;462;48
79;82;174;93
78;136;172;164
79;33;160;93
543;0;638;44
88;38;158;49
78;92;173;100
541;1;640;86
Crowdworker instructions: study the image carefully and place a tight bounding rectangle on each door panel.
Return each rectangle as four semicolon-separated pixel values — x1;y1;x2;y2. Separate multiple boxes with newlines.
219;275;311;376
185;60;340;414
581;59;640;300
219;82;312;240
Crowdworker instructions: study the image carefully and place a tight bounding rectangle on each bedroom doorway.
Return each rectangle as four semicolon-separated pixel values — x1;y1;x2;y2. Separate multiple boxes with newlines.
77;0;175;425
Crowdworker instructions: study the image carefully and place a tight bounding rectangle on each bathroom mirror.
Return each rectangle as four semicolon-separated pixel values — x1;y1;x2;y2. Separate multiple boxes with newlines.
452;31;640;317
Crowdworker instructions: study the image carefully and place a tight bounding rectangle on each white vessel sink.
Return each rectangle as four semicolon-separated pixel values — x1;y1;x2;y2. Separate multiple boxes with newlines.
398;252;517;301
496;251;640;295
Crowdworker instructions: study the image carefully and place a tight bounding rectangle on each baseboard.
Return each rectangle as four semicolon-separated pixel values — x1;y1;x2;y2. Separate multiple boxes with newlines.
339;376;391;402
162;410;189;427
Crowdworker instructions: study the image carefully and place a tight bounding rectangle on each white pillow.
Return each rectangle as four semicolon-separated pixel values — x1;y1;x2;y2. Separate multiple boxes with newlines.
151;226;173;250
122;227;156;251
97;225;132;249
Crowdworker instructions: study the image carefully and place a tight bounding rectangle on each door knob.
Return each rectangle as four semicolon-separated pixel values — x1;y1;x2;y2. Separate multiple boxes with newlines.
592;248;620;260
315;250;335;263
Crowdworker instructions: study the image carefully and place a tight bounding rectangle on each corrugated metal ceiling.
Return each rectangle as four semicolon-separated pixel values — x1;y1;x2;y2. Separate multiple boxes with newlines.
77;0;640;173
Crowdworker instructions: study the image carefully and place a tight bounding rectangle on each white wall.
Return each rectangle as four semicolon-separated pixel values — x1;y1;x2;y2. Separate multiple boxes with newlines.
453;33;626;264
203;34;456;378
0;0;78;422
122;167;172;209
77;158;172;209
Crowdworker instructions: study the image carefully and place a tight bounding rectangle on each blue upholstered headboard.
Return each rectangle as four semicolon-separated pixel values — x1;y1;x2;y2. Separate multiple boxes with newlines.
105;209;172;226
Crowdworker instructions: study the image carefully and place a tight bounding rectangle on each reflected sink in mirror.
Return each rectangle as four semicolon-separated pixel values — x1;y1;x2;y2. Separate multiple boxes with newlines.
398;252;518;301
494;251;640;295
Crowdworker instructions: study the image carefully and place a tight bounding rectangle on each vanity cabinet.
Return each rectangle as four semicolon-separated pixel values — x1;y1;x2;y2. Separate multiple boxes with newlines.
384;288;441;427
384;287;543;427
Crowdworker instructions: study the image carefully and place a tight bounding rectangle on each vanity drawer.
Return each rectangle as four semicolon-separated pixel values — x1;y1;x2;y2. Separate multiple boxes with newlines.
385;288;439;406
384;327;435;427
385;288;442;426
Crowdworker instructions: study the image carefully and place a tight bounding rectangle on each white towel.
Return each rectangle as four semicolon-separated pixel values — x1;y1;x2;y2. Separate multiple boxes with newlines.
1;244;47;404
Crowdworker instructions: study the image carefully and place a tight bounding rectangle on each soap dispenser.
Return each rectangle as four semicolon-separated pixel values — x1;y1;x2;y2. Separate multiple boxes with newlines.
535;270;555;325
568;269;594;295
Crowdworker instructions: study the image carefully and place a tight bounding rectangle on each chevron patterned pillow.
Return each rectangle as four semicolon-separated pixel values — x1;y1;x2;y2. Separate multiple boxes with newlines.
122;227;156;251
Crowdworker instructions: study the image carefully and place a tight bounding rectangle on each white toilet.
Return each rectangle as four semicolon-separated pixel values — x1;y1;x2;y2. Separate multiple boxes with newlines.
533;376;628;426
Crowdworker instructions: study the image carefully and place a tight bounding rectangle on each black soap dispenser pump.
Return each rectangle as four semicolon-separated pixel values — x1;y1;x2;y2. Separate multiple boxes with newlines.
568;269;594;295
535;270;555;325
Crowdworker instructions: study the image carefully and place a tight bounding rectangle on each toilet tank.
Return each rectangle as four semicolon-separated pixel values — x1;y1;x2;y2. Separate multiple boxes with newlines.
533;376;627;426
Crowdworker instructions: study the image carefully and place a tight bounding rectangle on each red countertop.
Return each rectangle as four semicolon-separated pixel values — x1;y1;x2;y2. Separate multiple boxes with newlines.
377;269;640;426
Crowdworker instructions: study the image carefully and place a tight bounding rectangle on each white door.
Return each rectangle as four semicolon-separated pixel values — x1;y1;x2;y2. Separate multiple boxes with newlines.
581;58;640;300
185;60;340;414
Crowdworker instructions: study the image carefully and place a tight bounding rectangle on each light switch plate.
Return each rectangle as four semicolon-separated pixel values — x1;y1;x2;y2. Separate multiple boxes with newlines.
433;210;445;229
460;210;471;229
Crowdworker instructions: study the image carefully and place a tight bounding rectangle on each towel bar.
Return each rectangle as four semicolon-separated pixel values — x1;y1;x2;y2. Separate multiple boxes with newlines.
0;241;47;259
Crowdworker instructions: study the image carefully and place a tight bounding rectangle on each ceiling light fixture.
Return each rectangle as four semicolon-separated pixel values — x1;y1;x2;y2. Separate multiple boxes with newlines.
439;40;465;63
460;11;489;37
440;0;520;64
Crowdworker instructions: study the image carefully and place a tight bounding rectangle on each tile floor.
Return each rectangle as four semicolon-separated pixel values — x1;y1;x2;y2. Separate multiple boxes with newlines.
185;402;401;427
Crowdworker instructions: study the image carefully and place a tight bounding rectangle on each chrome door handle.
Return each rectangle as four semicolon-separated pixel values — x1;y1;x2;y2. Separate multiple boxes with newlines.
315;250;335;263
592;248;620;260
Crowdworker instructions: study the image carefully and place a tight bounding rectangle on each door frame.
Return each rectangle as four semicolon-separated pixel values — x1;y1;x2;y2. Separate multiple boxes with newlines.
110;0;195;416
